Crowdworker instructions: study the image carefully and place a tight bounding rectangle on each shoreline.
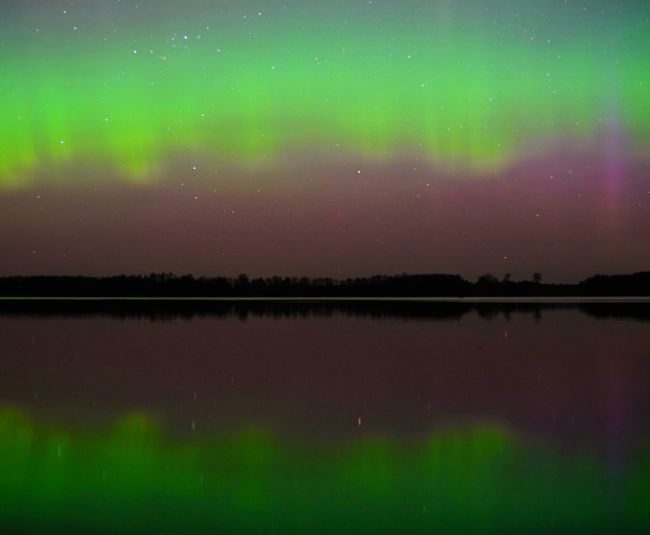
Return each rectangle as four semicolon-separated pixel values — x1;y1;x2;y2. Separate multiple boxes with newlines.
1;296;649;303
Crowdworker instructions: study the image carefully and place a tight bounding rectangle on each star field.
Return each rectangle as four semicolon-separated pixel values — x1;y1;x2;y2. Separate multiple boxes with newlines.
0;0;648;279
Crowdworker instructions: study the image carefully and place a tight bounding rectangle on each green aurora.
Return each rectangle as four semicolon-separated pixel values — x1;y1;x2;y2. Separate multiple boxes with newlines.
1;408;649;533
1;1;649;186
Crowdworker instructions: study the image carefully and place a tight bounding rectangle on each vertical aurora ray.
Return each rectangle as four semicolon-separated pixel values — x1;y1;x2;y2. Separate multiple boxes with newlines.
0;0;648;187
602;101;626;218
2;304;650;531
1;408;649;534
0;0;648;279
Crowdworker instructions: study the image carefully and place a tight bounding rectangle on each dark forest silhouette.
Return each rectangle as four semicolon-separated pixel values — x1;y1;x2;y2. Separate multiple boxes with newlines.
0;271;648;297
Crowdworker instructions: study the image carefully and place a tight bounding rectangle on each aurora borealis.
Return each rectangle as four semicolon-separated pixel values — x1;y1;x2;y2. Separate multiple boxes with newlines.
0;0;649;278
2;304;650;532
2;3;650;529
2;410;649;534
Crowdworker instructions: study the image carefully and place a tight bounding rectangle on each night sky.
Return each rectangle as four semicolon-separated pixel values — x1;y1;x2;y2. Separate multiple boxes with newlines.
0;0;648;281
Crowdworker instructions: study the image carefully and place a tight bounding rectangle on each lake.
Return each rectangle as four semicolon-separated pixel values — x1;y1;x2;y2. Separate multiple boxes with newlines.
1;300;649;533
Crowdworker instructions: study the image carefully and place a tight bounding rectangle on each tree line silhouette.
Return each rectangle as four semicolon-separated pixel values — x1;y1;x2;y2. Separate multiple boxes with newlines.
0;271;648;297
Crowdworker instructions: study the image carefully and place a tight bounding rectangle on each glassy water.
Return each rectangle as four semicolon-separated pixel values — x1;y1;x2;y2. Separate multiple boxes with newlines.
1;301;649;533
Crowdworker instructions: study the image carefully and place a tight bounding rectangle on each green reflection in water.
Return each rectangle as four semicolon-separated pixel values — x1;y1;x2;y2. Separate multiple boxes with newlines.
1;408;649;533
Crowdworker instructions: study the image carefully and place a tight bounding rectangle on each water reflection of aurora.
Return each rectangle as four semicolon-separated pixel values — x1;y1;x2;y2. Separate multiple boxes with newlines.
1;408;648;533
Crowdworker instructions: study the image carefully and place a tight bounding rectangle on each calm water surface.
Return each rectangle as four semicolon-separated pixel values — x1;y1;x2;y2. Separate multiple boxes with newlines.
1;301;649;533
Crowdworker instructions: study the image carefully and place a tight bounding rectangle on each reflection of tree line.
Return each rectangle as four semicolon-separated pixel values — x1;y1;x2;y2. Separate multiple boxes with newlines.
0;271;648;297
0;299;648;322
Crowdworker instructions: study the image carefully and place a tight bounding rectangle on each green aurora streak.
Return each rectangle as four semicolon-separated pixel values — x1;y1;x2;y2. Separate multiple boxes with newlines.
1;408;649;533
1;1;649;187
